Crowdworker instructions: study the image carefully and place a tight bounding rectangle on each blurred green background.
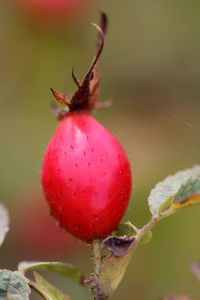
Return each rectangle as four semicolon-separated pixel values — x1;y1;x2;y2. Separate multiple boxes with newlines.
1;0;200;299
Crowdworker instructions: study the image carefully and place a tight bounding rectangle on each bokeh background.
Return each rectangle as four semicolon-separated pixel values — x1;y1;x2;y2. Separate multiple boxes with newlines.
1;1;200;299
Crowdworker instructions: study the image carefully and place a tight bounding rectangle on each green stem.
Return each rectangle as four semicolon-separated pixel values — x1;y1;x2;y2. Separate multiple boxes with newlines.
29;280;51;300
125;221;139;233
91;239;102;300
89;209;175;300
92;239;101;277
132;208;176;252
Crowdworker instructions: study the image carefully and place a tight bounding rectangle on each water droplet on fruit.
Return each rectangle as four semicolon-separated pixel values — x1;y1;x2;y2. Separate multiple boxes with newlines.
68;177;73;181
71;145;74;149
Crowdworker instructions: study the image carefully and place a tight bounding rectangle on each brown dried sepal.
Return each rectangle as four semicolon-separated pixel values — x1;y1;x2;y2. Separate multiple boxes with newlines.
51;12;109;120
50;88;70;105
102;235;136;257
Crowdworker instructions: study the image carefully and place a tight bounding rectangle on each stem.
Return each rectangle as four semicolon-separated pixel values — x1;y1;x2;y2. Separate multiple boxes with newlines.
29;280;50;300
87;208;175;300
125;221;140;233
91;239;102;300
134;208;175;248
117;208;176;269
92;239;101;277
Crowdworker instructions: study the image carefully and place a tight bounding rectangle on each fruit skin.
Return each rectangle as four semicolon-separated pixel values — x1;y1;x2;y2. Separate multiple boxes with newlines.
42;111;132;242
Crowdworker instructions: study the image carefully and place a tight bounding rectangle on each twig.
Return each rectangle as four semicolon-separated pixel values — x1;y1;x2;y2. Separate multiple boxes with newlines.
93;239;101;278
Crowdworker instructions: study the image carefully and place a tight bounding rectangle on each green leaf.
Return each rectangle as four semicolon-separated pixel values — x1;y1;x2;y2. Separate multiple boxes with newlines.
18;261;84;284
0;270;30;299
0;204;9;247
172;176;200;209
34;272;71;300
157;195;175;214
148;165;200;215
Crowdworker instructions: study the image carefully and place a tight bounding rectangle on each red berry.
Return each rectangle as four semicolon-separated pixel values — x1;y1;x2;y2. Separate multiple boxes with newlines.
41;14;132;242
42;111;131;242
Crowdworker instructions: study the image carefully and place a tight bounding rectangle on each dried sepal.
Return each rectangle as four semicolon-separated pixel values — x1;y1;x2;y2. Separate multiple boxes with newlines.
50;12;109;117
102;235;136;257
69;22;105;112
90;12;108;109
97;11;108;47
50;88;70;106
72;67;81;88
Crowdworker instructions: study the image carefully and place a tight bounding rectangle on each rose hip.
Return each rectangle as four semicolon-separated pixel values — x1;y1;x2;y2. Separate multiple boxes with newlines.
41;13;132;242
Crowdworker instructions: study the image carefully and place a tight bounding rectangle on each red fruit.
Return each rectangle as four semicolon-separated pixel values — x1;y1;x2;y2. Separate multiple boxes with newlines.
42;111;131;242
15;0;92;26
42;14;132;242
